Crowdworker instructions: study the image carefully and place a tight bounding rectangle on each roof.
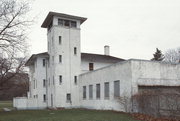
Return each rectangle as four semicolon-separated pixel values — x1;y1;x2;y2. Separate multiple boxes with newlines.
81;53;125;63
25;52;48;66
25;52;124;66
41;12;87;28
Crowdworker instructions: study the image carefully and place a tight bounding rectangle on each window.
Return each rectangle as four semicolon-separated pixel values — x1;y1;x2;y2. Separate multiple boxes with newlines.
114;80;120;97
96;84;100;99
53;76;54;85
43;94;46;102
74;47;77;55
104;82;109;99
33;80;35;89
58;19;63;26
59;55;62;63
89;85;93;99
43;59;46;67
43;79;46;87
89;63;94;71
83;86;86;99
74;76;77;84
71;21;77;28
67;93;71;102
52;56;54;64
59;36;61;44
59;75;62;84
48;78;50;86
64;20;70;27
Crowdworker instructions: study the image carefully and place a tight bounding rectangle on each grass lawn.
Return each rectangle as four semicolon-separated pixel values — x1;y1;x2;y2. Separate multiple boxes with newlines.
0;101;13;111
0;101;140;121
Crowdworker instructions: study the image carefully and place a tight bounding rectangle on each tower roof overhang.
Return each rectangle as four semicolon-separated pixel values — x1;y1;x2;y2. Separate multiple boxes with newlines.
41;12;87;28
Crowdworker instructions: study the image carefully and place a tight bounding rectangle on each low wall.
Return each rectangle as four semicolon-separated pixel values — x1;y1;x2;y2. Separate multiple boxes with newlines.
13;97;27;109
13;97;46;110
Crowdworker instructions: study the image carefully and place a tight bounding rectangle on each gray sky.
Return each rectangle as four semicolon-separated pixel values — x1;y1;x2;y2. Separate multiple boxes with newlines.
28;0;180;60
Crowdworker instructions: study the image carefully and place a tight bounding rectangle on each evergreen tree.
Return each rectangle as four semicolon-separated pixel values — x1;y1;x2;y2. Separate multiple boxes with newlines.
151;48;164;61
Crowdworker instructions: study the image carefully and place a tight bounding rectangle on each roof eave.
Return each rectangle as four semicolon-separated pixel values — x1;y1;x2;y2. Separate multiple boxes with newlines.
41;12;87;28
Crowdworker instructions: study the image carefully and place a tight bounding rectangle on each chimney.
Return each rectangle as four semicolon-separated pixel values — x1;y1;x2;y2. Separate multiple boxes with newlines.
104;45;110;56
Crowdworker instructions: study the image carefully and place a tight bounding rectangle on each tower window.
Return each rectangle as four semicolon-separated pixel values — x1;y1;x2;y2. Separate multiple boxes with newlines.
71;21;77;28
74;47;77;55
58;19;63;26
43;79;46;87
67;93;71;102
64;20;70;27
89;63;94;71
43;59;46;67
59;75;62;84
59;36;61;44
53;76;55;85
74;76;77;84
59;55;62;63
43;94;46;102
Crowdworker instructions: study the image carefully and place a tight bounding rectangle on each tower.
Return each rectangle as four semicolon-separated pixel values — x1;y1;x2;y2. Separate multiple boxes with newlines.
41;12;87;108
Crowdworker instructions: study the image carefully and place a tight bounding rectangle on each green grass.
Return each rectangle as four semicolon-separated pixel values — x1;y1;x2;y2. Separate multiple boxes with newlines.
0;101;13;111
0;101;140;121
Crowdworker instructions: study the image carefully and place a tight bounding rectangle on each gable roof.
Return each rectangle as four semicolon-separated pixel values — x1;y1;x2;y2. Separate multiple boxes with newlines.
25;52;48;66
25;52;125;66
81;53;125;63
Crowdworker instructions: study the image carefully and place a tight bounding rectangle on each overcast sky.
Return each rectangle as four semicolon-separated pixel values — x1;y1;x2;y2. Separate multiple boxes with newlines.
28;0;180;60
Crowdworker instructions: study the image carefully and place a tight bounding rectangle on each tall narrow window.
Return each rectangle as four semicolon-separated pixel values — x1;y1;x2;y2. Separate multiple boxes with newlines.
114;80;120;97
89;63;94;71
74;47;77;55
43;59;46;67
96;84;100;99
59;55;62;63
83;86;86;99
74;76;77;84
67;93;71;102
89;85;93;99
43;94;46;102
104;82;109;99
53;76;55;85
33;80;35;89
43;79;46;87
59;75;62;84
59;36;61;45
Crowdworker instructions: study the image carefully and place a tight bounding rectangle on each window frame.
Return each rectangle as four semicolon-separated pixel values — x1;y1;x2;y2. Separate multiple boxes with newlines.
96;84;100;99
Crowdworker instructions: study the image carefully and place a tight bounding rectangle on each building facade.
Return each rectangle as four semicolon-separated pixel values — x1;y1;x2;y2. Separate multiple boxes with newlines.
13;12;180;114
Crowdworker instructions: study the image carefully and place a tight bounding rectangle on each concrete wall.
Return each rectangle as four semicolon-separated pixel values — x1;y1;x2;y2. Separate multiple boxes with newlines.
81;60;117;73
131;60;180;95
79;61;132;111
79;59;180;112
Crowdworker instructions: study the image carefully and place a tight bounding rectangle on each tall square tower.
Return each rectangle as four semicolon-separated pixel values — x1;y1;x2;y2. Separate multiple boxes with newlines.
41;12;87;108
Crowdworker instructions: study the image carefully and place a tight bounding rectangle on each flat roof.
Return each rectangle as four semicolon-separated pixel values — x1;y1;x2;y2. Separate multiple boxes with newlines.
41;12;87;28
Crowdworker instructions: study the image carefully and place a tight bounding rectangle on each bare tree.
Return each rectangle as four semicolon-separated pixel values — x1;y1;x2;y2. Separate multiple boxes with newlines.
164;47;180;63
0;0;33;88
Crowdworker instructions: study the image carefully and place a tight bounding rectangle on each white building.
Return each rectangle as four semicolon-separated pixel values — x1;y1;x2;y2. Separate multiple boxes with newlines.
13;12;180;115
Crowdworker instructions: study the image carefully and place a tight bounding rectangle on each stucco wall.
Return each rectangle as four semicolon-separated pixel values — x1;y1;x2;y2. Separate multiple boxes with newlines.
79;61;132;111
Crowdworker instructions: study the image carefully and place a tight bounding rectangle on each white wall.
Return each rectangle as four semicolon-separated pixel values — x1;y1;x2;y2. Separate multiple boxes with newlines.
79;59;180;112
81;60;117;73
79;61;132;111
